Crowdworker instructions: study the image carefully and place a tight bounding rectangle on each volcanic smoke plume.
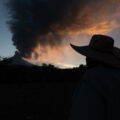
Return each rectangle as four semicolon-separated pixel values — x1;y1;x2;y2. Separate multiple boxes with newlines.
7;0;120;64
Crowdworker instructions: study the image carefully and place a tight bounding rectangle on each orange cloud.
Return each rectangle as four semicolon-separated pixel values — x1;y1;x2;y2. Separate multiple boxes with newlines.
24;0;120;68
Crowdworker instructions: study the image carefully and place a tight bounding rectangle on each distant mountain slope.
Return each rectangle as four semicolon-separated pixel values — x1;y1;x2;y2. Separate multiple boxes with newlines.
10;51;33;66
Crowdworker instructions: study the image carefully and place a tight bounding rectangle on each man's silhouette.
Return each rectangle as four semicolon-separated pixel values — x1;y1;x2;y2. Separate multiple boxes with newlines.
69;34;120;120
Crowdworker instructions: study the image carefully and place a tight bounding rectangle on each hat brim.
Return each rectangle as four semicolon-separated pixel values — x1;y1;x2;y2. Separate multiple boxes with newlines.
70;43;120;68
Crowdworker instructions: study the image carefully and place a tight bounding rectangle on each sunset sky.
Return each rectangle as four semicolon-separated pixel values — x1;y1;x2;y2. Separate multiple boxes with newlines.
1;0;120;68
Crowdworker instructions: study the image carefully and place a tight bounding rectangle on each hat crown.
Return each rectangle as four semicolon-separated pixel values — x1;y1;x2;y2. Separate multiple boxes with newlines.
89;35;114;52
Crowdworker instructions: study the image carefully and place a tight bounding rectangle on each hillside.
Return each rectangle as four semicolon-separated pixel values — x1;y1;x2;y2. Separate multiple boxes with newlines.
0;59;87;120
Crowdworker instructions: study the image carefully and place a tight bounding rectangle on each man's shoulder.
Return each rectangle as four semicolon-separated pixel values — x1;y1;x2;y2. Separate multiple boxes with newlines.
81;66;120;96
85;66;119;75
83;66;120;81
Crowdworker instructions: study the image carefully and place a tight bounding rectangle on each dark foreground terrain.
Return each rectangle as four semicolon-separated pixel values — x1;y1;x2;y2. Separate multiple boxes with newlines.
0;64;86;120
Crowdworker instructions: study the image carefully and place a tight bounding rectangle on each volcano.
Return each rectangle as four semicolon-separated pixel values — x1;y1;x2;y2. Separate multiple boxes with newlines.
10;51;33;66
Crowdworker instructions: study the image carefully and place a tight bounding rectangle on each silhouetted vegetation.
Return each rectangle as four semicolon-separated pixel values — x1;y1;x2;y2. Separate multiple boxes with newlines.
0;57;13;65
0;56;87;120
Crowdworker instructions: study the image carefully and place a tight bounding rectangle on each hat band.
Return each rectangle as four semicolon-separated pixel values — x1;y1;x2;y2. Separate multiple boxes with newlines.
89;45;113;53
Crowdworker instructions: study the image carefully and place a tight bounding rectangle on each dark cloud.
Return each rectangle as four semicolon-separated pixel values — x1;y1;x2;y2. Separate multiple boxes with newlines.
7;0;119;58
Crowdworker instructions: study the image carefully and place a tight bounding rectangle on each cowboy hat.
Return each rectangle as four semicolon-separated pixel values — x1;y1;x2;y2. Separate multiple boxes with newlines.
70;34;120;68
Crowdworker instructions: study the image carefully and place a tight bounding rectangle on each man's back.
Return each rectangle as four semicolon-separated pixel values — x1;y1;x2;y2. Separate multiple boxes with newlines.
69;66;120;120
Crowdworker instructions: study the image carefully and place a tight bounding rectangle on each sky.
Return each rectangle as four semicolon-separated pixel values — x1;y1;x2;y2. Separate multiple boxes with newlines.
1;0;120;68
0;0;16;57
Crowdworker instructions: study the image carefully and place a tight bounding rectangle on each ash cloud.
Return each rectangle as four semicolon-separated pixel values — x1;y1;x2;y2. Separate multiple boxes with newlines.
7;0;120;58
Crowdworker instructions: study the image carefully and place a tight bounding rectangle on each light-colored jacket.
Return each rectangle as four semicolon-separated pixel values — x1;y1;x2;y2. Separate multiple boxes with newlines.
68;66;120;120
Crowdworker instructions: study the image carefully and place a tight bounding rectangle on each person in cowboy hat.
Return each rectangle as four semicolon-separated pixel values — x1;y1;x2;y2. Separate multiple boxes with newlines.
68;34;120;120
